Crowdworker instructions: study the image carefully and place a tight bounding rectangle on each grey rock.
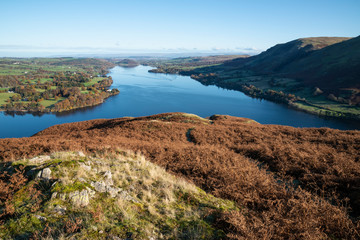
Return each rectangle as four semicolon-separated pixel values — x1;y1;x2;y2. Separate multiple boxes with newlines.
91;181;121;198
77;151;86;157
51;192;58;200
103;170;113;186
91;181;107;193
42;168;52;179
107;186;122;198
59;193;67;201
34;215;47;221
78;177;86;182
53;205;66;215
29;155;51;164
36;168;52;180
119;191;138;203
69;190;90;207
80;163;91;172
86;187;96;197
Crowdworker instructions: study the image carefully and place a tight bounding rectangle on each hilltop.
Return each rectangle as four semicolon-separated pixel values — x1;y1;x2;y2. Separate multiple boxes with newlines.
1;112;359;239
0;151;235;239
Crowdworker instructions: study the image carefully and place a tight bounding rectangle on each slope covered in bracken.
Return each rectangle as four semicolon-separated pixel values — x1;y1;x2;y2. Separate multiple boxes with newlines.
1;113;360;239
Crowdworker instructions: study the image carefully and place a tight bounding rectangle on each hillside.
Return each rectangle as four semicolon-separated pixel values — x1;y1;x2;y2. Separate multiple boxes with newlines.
224;37;351;74
156;37;360;119
1;113;359;239
0;151;235;239
282;36;360;92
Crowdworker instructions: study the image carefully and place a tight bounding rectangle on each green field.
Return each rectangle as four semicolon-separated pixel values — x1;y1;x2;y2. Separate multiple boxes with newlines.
0;92;15;105
40;97;66;108
83;77;104;87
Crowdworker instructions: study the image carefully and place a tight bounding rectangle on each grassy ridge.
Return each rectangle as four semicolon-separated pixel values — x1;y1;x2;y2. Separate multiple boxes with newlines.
0;151;236;239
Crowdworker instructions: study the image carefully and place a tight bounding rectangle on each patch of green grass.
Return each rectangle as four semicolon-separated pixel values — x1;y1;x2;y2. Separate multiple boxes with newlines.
35;88;45;93
52;180;92;193
0;214;43;239
0;92;15;105
83;77;104;87
40;97;65;108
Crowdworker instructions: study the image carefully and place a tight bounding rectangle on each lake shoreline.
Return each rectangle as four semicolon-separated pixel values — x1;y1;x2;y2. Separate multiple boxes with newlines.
1;65;360;139
149;67;360;121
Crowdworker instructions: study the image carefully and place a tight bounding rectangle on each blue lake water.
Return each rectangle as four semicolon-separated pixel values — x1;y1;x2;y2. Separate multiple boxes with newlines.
1;65;359;138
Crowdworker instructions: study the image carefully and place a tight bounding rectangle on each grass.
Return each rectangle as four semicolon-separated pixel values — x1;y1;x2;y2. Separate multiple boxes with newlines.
0;151;237;239
40;97;66;108
83;77;104;87
0;92;15;105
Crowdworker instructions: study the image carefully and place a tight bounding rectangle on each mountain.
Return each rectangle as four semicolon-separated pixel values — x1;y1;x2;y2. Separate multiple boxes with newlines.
225;36;359;92
1;113;359;239
282;36;360;92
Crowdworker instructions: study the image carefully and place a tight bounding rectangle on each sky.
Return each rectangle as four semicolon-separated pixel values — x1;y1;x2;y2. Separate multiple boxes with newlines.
0;0;359;57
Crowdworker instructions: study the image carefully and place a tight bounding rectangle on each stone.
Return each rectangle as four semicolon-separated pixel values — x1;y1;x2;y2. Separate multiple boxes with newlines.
103;170;114;186
77;151;86;157
34;215;47;221
51;192;58;200
85;187;96;197
119;191;138;203
42;168;52;179
29;155;51;164
69;190;90;207
36;168;52;180
53;205;66;215
91;180;122;198
107;186;122;198
91;181;107;193
78;177;86;182
59;193;67;201
80;163;91;172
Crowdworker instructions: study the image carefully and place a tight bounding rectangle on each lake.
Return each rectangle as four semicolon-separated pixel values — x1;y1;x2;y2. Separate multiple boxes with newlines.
1;65;359;138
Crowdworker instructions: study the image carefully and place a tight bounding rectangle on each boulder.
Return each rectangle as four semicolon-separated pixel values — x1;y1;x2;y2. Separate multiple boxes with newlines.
36;168;52;180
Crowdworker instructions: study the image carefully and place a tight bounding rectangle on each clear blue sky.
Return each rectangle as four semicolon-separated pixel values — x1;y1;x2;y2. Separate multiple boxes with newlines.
1;0;359;56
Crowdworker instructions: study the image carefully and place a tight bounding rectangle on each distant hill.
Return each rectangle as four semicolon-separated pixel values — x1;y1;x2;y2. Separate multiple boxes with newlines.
282;36;360;92
225;36;359;93
116;58;139;67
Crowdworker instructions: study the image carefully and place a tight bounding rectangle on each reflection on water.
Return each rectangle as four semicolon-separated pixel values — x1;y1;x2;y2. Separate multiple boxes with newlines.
0;65;359;138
